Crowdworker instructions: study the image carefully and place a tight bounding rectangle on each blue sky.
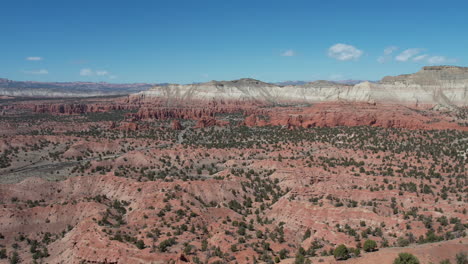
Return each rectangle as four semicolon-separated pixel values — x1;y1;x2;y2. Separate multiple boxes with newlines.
1;0;467;84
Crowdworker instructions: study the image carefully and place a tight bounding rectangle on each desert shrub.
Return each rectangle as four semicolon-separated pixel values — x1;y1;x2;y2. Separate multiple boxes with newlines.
303;228;311;241
363;239;378;252
456;252;467;264
158;237;177;252
9;251;20;264
333;244;349;260
135;239;145;249
397;237;410;247
393;253;420;264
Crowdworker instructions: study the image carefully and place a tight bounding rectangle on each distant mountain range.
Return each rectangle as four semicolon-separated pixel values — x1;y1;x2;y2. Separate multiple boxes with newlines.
0;78;160;97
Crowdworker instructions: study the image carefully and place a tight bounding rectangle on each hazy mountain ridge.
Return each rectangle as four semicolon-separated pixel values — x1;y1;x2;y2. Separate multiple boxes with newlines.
0;78;157;97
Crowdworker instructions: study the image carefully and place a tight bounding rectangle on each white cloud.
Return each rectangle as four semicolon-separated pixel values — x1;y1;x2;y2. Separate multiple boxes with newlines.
384;46;398;55
80;68;93;76
281;49;295;57
328;43;363;61
96;70;109;76
395;48;422;62
26;57;43;61
109;75;117;79
412;54;428;62
23;69;48;75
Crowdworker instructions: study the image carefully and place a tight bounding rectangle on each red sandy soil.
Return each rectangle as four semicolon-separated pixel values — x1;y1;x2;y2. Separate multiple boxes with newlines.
282;238;468;263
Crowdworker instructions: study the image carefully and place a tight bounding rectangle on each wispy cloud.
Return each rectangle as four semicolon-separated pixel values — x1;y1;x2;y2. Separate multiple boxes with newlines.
328;43;363;61
395;48;423;62
26;57;43;61
80;68;93;76
412;54;428;62
23;69;48;75
394;49;457;64
384;46;398;55
378;46;399;63
80;68;115;78
426;56;456;65
96;70;109;76
281;49;295;57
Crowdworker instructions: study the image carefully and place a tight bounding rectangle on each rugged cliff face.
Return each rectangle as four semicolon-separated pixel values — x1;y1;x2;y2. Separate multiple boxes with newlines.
374;66;468;107
137;66;468;107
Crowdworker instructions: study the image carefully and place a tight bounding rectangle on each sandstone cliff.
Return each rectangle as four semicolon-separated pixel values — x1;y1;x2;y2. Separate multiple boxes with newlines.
137;66;468;107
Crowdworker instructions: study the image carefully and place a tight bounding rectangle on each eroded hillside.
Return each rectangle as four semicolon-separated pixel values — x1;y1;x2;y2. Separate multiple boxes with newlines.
0;93;466;263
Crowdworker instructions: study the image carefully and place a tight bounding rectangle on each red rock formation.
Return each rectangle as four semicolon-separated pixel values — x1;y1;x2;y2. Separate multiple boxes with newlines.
195;118;216;128
195;118;229;128
194;118;229;128
243;102;468;131
243;114;269;127
118;122;138;131
132;106;248;121
133;107;212;120
172;120;183;130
